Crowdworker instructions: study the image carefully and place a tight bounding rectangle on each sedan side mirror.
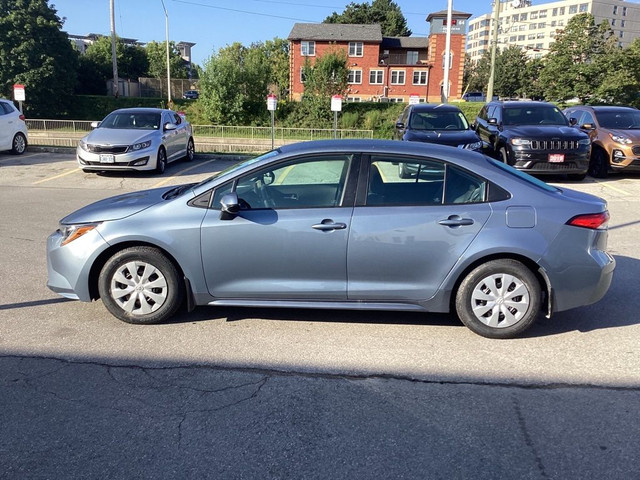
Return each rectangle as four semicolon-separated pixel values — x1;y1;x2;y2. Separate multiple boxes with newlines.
220;192;240;220
395;122;405;130
164;122;177;131
581;123;595;130
91;121;100;129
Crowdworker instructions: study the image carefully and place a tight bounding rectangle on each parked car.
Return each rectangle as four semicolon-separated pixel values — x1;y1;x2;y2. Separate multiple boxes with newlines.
474;101;591;180
76;108;194;174
47;139;614;339
564;105;640;178
0;98;28;155
182;90;199;99
463;92;485;102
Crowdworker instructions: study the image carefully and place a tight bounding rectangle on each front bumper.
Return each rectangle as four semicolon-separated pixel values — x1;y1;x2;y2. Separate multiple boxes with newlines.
77;145;156;171
510;148;590;175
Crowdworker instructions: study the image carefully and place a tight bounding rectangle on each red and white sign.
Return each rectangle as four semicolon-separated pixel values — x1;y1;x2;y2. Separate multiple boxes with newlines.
409;94;420;105
331;95;342;112
13;84;25;102
267;94;278;111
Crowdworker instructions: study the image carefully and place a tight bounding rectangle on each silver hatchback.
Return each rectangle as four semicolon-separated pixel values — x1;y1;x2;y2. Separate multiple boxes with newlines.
76;107;194;174
48;140;615;338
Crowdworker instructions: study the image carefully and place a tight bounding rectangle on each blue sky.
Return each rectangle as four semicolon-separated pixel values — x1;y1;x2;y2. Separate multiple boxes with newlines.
51;0;546;66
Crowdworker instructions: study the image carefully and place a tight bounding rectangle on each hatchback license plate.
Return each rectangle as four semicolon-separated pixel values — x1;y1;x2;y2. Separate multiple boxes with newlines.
99;154;115;163
549;154;564;163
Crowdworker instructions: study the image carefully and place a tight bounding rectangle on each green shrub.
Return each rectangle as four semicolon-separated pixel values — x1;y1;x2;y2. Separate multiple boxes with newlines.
340;111;359;129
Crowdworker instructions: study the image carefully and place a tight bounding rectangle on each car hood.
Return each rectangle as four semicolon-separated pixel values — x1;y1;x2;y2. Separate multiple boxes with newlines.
406;129;480;146
83;128;156;145
504;125;586;138
61;187;172;224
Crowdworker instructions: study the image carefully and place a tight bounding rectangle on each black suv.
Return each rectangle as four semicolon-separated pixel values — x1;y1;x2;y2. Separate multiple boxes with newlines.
474;101;591;179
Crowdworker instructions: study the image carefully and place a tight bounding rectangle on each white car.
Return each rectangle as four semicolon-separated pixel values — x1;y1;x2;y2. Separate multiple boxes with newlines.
77;107;195;174
0;98;28;155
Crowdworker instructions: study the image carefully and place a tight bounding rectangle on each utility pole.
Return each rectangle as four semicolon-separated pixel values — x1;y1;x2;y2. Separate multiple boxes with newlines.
442;0;453;103
110;0;119;97
160;0;171;106
486;0;501;102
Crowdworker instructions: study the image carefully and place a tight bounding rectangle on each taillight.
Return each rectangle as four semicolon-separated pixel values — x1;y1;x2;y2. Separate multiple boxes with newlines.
19;114;25;121
566;211;610;230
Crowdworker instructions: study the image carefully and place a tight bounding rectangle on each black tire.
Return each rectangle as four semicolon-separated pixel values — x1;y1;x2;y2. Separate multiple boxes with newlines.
455;259;541;339
184;137;195;161
98;247;184;324
498;146;510;165
588;148;609;179
156;147;167;174
11;132;27;155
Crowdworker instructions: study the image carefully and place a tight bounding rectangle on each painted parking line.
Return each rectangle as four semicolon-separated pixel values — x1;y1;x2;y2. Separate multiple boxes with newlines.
151;159;217;188
595;180;630;196
32;167;81;185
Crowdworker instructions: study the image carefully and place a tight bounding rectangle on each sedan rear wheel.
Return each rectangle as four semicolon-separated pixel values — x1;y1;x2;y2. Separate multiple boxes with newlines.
12;132;27;155
455;259;541;339
156;147;167;174
98;247;184;324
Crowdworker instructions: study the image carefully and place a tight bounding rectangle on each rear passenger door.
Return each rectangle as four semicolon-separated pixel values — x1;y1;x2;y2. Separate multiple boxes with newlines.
347;155;492;302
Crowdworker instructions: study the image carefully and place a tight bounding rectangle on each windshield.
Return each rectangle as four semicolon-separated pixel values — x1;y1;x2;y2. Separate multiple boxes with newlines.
409;111;469;131
194;149;281;188
597;110;640;130
100;112;161;130
502;106;568;126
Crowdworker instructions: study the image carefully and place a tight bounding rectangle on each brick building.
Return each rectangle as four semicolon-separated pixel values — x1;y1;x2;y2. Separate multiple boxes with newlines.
287;10;471;103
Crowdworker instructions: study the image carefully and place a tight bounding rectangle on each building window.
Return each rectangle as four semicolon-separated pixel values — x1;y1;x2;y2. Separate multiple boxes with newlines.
620;31;624;38
569;5;577;14
538;23;546;29
612;19;616;26
413;71;428;85
391;70;405;85
518;35;525;41
369;69;384;84
300;68;307;83
552;8;558;16
530;11;538;19
348;69;362;84
623;7;627;16
579;3;588;13
621;20;626;27
301;41;315;56
348;42;363;57
539;9;547;18
613;5;618;15
406;51;419;64
520;13;527;21
528;34;536;40
559;7;565;15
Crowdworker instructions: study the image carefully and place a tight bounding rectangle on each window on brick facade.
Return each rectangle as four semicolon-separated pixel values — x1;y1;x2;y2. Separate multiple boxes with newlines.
348;42;363;56
348;69;362;84
369;70;384;84
391;70;405;84
412;71;428;85
301;41;315;56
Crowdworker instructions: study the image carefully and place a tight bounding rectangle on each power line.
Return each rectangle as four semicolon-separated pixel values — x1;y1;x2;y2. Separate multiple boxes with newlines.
170;0;323;22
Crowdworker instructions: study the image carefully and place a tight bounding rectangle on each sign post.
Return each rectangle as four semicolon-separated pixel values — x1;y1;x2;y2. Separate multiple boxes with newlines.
267;94;277;150
13;84;25;113
331;95;342;139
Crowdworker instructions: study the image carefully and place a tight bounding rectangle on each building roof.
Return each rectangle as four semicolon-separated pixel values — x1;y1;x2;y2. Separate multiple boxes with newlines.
426;10;472;22
381;37;428;49
288;23;383;42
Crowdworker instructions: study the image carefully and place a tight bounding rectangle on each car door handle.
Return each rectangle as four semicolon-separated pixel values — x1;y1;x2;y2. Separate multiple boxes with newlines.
438;215;474;227
312;220;347;231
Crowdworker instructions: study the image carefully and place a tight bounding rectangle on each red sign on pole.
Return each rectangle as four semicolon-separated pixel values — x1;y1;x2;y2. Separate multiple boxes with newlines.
14;84;25;102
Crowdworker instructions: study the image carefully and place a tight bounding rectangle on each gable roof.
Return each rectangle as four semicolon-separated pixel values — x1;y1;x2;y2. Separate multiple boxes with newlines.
288;23;383;42
381;37;428;49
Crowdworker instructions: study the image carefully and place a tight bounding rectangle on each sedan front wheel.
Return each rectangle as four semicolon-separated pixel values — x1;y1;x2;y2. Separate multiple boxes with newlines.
98;247;184;324
455;259;541;338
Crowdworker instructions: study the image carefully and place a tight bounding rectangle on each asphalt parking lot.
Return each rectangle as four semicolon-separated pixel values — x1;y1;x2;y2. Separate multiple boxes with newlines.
1;150;639;479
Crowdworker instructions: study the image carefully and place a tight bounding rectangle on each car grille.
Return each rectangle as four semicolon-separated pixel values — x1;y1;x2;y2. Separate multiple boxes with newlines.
530;140;579;150
632;146;640;155
85;144;129;154
533;162;579;171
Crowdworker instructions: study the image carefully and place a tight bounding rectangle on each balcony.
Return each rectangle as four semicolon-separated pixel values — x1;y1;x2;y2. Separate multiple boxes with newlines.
379;53;429;66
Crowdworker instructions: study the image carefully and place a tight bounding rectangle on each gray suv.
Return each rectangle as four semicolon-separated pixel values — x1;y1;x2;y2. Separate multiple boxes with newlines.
474;101;591;180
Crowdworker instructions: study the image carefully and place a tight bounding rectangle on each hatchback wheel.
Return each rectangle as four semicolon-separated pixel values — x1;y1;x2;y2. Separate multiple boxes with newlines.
156;147;167;174
185;138;194;161
98;247;184;324
455;259;541;339
12;132;27;155
588;148;609;178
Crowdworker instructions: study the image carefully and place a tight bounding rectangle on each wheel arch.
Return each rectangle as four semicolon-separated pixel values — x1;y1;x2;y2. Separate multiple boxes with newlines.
449;253;551;316
88;241;192;306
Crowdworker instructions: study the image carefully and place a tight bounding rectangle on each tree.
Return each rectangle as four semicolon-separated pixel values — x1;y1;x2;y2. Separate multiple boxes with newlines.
0;0;78;116
146;41;188;79
260;38;290;99
200;42;271;125
302;49;349;99
494;46;527;98
464;50;491;93
539;13;615;102
324;0;411;37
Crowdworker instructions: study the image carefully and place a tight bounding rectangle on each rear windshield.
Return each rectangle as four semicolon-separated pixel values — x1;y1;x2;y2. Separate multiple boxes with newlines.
487;157;559;192
503;106;568;126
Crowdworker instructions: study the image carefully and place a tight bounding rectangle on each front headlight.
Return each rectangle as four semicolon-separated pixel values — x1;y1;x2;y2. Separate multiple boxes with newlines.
131;140;152;151
609;133;632;145
59;223;101;246
463;141;482;150
511;138;531;147
578;138;591;146
79;140;89;152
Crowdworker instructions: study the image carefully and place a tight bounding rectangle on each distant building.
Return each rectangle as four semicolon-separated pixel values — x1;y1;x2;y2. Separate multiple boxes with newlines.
288;12;470;103
68;33;142;54
467;0;640;62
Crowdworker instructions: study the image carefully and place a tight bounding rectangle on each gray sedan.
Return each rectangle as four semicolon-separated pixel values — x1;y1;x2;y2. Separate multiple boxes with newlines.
76;107;194;174
47;140;615;338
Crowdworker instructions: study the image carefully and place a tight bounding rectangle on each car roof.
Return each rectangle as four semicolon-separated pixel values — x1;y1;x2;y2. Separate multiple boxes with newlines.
590;106;638;112
111;108;167;114
496;101;556;108
407;103;462;113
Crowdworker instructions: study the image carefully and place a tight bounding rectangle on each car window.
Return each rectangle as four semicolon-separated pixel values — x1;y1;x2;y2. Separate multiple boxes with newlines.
443;165;487;204
233;155;352;209
596;110;640;129
580;111;595;126
0;101;14;115
409;111;469;130
503;106;567;126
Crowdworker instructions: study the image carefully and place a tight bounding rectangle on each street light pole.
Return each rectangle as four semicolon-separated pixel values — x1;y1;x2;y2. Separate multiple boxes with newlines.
442;0;453;103
486;0;501;102
160;0;171;106
110;0;119;98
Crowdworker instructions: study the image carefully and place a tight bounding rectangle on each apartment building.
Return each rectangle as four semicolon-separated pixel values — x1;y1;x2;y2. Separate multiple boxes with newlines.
467;0;640;62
